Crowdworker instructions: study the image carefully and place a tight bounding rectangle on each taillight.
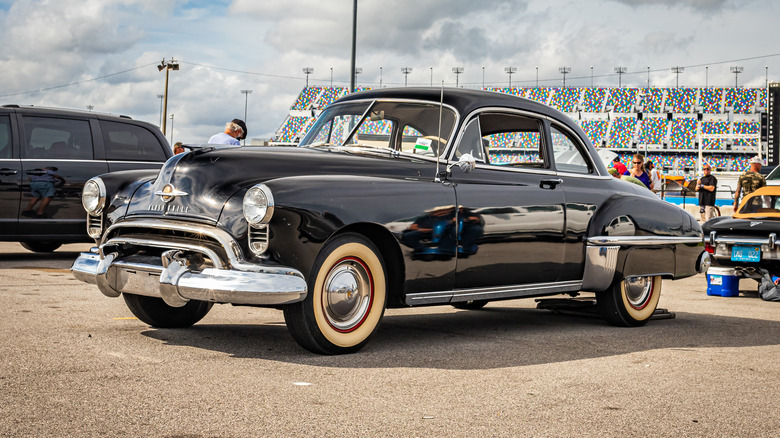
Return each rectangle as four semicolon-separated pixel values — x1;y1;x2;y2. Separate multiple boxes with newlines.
705;243;715;254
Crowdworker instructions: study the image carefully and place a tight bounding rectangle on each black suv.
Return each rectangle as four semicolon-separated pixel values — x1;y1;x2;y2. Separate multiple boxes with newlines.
0;105;172;252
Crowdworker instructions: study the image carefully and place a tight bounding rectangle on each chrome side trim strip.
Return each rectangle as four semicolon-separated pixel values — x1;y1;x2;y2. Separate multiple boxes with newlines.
405;280;583;306
587;235;702;246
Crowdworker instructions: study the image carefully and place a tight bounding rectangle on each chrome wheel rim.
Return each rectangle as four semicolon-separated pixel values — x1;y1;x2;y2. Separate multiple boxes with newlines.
322;257;373;332
624;276;653;310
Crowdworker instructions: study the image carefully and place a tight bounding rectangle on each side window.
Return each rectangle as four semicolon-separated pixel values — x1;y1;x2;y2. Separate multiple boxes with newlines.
456;118;487;163
101;121;168;162
22;117;93;160
550;125;592;174
0;116;11;159
468;112;546;168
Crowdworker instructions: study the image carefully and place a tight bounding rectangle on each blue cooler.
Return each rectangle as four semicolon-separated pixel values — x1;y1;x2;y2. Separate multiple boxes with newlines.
706;267;740;297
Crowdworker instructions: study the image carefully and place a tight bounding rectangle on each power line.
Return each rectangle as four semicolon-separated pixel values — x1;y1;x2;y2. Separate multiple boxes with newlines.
0;62;158;98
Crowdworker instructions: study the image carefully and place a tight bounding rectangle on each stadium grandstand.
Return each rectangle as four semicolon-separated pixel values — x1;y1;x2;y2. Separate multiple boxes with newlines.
271;85;771;176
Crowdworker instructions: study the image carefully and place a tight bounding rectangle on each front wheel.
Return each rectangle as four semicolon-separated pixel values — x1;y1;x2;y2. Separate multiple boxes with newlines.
123;293;213;328
284;233;387;354
597;275;662;327
20;241;62;253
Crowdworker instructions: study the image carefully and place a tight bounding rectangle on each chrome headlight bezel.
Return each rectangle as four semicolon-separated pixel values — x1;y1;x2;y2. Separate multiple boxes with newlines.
243;184;275;226
82;178;106;216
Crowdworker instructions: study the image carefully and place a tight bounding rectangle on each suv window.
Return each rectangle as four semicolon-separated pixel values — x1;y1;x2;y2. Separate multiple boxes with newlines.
0;116;10;159
22;117;93;160
101;121;167;162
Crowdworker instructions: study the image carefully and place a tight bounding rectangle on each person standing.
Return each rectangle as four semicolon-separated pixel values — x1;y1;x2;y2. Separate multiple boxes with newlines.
696;164;718;221
623;153;653;190
208;121;244;145
646;160;662;193
733;156;765;209
612;156;628;175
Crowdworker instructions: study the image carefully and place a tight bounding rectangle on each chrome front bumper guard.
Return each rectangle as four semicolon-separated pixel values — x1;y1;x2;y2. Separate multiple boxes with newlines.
71;219;307;308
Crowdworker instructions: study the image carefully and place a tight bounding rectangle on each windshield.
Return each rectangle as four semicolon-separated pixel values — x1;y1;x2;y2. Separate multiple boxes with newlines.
298;100;457;157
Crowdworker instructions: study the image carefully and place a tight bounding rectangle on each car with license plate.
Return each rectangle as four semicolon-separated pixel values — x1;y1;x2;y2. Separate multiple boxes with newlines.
703;186;780;280
0;105;172;252
72;88;706;354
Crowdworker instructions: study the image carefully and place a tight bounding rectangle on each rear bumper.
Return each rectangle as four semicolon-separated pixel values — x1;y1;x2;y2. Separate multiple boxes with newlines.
72;249;307;308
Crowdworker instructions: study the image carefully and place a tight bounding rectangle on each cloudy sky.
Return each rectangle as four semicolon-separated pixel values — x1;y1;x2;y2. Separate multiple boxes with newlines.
0;0;778;144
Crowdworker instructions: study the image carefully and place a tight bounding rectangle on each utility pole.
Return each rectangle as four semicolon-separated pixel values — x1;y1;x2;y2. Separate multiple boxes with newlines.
157;58;179;135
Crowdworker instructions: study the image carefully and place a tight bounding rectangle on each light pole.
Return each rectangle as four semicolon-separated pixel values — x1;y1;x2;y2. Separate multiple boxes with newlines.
240;90;252;145
731;66;744;88
349;0;357;92
379;66;382;88
157;58;179;135
590;66;593;87
169;113;174;145
559;66;571;88
157;94;164;127
401;67;412;86
647;66;650;88
430;67;433;86
482;66;485;88
535;66;538;87
671;66;684;88
504;66;517;88
706;66;709;88
354;67;362;88
302;67;314;88
452;67;463;87
330;67;333;87
614;66;627;88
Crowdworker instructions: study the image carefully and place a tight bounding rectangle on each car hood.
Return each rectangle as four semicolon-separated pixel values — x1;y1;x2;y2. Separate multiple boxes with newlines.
124;146;429;223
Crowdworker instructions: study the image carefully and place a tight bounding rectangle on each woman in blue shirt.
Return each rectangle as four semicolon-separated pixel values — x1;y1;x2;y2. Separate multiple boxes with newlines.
623;153;653;190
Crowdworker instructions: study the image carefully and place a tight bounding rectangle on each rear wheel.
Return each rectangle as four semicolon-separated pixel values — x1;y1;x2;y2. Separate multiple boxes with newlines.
597;275;662;327
451;300;488;310
123;293;213;328
20;241;62;253
284;233;387;354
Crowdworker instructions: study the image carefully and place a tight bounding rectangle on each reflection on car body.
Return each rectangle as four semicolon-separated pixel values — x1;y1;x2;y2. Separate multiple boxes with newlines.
72;88;705;354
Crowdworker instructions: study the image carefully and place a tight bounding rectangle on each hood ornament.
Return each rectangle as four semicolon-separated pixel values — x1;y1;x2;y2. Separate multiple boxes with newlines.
155;184;189;203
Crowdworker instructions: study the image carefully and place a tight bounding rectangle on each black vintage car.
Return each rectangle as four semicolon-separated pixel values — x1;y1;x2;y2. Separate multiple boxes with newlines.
0;105;172;252
72;88;707;354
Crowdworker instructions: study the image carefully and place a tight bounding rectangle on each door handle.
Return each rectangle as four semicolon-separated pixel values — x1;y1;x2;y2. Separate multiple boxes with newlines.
0;168;18;176
26;169;46;176
540;178;563;189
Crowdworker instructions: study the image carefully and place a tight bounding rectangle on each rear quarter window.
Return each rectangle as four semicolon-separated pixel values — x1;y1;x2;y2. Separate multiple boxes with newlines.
101;121;167;162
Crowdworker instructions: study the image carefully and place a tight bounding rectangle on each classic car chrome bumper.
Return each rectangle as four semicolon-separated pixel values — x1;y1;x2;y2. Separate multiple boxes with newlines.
72;248;307;308
707;231;780;263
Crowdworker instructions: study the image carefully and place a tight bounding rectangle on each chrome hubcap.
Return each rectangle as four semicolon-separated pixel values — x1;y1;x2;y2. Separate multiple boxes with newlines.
323;258;372;332
624;276;653;309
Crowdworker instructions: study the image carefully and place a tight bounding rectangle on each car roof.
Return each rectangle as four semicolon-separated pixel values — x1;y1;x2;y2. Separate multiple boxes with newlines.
733;186;780;219
1;104;133;120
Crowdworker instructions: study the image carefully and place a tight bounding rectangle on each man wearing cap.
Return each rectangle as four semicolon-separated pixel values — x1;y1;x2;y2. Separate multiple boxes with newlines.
696;164;718;222
208;121;244;145
733;156;765;209
231;119;247;144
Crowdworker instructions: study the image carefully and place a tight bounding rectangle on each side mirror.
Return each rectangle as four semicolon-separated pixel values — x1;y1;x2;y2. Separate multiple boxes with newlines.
448;153;476;174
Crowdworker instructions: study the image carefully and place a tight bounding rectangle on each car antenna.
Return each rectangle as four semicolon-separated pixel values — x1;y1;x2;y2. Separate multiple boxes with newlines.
434;81;444;182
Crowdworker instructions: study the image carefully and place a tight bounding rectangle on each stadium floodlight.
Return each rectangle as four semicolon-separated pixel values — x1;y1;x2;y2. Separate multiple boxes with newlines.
614;66;627;88
302;67;314;88
158;58;179;135
671;66;684;88
401;67;413;86
730;66;744;88
452;67;464;87
558;66;571;88
504;66;517;88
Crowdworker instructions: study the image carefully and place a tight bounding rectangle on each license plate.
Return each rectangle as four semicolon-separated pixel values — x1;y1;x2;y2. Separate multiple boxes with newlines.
731;246;761;262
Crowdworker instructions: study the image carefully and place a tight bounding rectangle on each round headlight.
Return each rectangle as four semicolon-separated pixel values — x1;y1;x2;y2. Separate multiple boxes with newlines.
82;178;106;215
243;184;274;226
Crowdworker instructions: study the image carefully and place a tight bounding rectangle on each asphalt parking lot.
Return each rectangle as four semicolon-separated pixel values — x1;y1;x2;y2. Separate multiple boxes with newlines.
1;242;778;437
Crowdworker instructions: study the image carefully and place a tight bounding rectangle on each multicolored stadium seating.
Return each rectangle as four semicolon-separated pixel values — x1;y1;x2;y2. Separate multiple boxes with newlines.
272;85;768;175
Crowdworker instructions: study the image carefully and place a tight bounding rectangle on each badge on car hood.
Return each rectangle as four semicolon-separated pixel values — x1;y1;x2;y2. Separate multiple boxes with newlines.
750;221;763;227
154;184;189;203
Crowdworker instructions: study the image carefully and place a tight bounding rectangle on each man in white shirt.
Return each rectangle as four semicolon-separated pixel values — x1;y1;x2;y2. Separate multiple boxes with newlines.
646;160;662;193
208;121;243;145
